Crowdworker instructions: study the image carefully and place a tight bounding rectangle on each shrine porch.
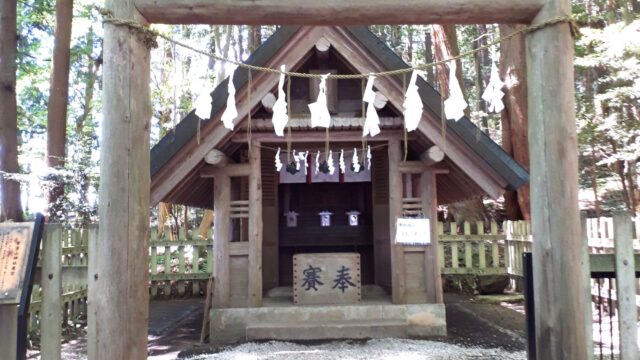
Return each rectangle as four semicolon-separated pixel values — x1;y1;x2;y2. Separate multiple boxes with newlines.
209;285;446;345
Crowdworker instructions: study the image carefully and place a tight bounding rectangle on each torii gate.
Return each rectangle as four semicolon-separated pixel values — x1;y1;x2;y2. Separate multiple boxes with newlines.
92;0;589;359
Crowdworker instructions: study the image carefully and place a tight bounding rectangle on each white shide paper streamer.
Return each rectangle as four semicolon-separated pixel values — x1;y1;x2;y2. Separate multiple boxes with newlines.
308;74;332;128
443;61;468;121
220;66;238;130
362;75;381;137
272;65;289;136
403;70;424;132
482;57;506;114
275;147;283;172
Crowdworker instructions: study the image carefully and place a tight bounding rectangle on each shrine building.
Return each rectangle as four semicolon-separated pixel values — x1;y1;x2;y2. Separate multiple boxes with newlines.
150;26;529;345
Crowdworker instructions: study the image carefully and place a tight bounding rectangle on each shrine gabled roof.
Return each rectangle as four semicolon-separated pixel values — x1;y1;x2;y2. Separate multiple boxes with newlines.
150;26;528;206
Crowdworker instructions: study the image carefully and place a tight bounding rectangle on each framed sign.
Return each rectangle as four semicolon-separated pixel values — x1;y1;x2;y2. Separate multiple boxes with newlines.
395;218;431;245
0;225;33;304
0;214;44;360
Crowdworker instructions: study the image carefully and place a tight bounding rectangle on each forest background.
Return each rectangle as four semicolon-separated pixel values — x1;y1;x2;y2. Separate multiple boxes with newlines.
0;0;638;228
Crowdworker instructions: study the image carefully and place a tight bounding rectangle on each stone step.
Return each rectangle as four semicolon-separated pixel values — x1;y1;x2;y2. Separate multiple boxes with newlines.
246;319;408;341
241;304;407;323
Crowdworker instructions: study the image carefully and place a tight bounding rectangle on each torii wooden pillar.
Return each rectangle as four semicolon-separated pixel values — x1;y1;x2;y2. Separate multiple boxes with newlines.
96;0;588;359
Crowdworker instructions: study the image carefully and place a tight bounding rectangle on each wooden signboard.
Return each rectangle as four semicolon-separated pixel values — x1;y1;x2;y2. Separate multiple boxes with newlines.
0;214;44;360
293;253;361;305
395;218;431;245
0;223;35;304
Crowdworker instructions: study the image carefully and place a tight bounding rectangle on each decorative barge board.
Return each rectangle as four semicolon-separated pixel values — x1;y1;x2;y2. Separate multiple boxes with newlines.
148;25;529;346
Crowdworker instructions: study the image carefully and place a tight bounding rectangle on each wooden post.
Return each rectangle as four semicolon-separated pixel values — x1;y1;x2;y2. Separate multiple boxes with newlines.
579;216;594;359
613;213;639;360
388;139;405;304
90;0;151;355
0;305;17;359
248;140;263;307
213;171;231;308
527;0;589;358
41;224;62;360
86;225;98;360
421;169;443;303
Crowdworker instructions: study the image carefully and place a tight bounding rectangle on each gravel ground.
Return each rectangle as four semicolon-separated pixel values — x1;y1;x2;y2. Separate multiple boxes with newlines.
186;339;526;360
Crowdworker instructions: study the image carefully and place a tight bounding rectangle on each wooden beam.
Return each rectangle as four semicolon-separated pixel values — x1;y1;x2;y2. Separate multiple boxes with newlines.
232;130;414;143
373;91;388;110
421;146;445;166
421;170;443;304
260;92;276;113
201;163;251;178
248;140;263;307
213;170;231;308
527;1;589;358
388;139;405;304
91;0;151;356
399;161;449;174
399;161;426;174
204;149;228;166
135;0;545;25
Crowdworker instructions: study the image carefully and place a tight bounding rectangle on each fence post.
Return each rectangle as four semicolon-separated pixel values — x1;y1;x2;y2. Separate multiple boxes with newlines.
41;224;62;360
613;212;639;359
87;225;98;360
579;215;594;360
523;252;535;360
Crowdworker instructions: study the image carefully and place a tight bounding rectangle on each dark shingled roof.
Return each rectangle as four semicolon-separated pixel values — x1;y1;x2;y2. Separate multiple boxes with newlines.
150;26;528;195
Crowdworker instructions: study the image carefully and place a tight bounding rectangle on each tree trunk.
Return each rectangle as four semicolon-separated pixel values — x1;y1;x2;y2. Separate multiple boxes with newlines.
0;0;23;222
431;24;466;101
75;27;100;224
406;26;413;63
423;28;435;85
46;0;74;219
590;142;601;217
249;26;262;52
432;24;485;222
217;25;232;82
473;25;488;130
499;24;531;220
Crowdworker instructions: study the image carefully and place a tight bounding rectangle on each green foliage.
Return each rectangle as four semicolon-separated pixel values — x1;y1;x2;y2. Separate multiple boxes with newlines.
575;18;640;212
